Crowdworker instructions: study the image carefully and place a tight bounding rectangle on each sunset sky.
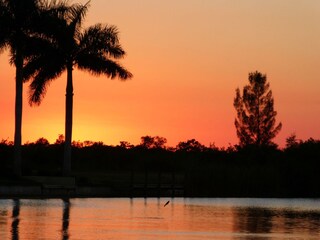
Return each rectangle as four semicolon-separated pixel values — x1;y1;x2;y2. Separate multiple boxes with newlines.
1;0;320;148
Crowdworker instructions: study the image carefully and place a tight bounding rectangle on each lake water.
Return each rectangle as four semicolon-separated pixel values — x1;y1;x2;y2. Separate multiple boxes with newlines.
0;198;320;239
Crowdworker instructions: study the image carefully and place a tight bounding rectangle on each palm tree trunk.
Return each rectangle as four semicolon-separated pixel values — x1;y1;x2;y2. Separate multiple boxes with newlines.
14;51;23;177
63;64;73;176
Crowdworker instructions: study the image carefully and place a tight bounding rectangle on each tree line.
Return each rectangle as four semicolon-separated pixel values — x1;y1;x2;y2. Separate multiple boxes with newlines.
1;134;320;197
1;132;317;151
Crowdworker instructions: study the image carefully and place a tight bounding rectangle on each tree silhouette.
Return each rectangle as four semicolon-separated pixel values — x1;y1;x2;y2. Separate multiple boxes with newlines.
140;136;167;149
55;134;65;145
0;0;69;176
26;2;132;175
285;133;301;149
35;137;50;146
176;139;206;152
234;71;282;146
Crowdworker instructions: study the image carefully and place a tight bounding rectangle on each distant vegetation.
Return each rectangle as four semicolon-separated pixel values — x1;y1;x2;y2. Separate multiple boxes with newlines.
1;135;320;197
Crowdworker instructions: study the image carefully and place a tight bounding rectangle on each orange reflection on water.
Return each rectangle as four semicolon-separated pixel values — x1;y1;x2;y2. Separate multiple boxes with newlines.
16;199;62;240
68;198;236;240
0;198;320;239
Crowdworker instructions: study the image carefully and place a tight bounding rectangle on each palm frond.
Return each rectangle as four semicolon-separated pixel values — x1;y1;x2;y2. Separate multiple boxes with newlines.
41;0;70;14
0;0;8;40
79;24;126;59
68;1;89;37
28;61;65;105
8;0;39;25
77;53;132;80
27;47;66;105
0;0;13;52
35;0;70;37
23;35;55;60
70;1;90;22
23;47;62;82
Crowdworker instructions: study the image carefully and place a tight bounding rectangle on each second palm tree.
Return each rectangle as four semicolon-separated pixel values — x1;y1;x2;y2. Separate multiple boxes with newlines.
25;2;132;176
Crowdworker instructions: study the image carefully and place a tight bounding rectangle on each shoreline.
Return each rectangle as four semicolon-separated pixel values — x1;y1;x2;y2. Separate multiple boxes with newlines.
0;185;185;198
1;185;319;199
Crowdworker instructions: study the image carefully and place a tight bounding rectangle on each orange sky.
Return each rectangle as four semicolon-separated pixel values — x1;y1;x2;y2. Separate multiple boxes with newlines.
1;0;320;148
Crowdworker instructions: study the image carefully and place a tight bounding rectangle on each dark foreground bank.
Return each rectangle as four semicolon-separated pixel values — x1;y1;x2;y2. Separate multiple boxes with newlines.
1;139;320;198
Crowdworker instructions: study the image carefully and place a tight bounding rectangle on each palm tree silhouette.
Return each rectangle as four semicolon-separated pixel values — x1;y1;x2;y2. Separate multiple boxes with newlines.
0;0;57;176
0;0;77;176
0;0;37;176
26;2;132;176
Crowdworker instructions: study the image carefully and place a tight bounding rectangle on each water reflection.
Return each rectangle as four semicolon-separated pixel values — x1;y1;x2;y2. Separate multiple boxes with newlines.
11;199;20;240
234;207;274;233
61;199;70;240
281;209;320;236
233;205;320;239
0;204;8;240
0;198;320;239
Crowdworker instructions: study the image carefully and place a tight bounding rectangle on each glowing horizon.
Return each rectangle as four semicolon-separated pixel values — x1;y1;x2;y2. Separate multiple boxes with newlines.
1;0;320;148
